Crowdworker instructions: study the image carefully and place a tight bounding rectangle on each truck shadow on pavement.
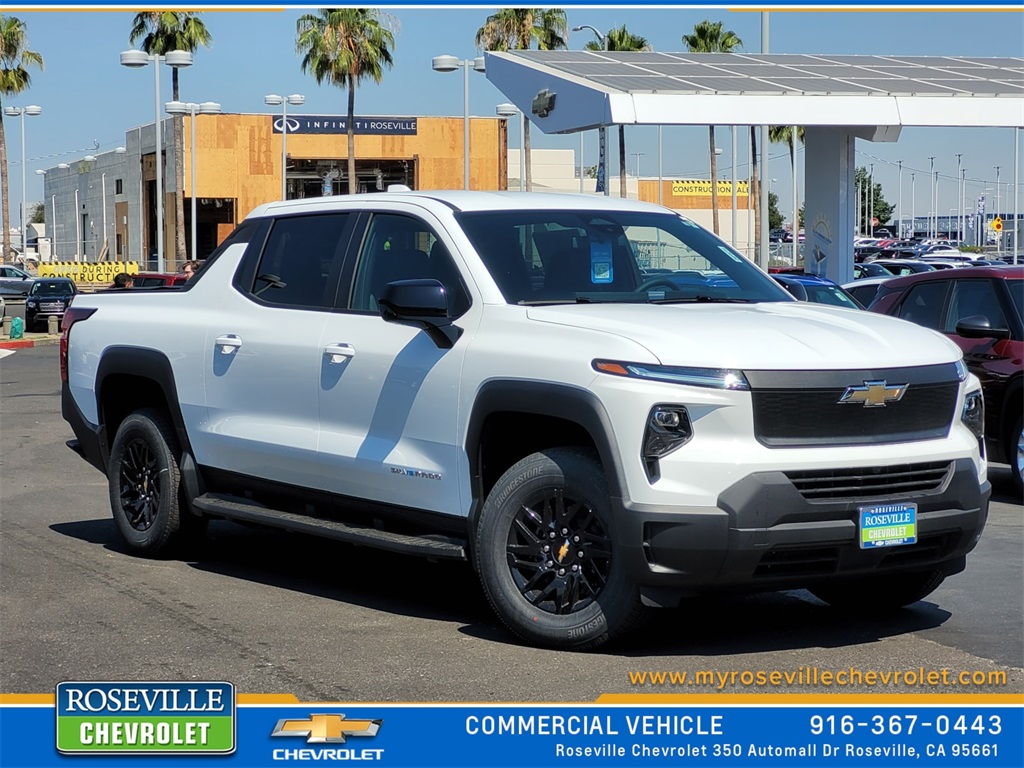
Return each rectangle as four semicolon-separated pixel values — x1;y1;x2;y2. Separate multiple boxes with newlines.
51;515;954;655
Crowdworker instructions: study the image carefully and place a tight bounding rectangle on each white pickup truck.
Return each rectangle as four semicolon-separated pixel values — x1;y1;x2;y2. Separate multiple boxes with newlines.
61;190;989;650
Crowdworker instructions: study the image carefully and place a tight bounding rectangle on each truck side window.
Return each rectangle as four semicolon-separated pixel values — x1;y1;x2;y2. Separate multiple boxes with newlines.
350;213;470;316
250;214;350;309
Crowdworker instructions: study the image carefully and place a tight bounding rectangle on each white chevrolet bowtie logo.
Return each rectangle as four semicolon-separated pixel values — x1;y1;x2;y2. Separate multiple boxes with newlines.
838;380;908;407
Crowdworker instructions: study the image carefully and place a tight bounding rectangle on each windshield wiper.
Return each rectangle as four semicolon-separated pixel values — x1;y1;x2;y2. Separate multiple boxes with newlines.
650;295;756;304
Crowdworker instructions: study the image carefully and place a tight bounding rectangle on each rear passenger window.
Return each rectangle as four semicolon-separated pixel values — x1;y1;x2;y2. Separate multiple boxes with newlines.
897;281;949;330
251;214;350;309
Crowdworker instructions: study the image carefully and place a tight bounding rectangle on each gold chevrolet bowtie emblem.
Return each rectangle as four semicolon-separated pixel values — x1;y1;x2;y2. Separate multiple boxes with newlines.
271;714;382;743
838;380;908;407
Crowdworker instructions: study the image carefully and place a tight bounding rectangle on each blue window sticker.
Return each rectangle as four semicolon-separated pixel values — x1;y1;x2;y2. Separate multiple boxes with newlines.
590;240;613;284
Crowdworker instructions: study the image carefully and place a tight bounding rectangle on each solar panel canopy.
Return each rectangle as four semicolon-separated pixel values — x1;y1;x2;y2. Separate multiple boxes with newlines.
486;51;1024;134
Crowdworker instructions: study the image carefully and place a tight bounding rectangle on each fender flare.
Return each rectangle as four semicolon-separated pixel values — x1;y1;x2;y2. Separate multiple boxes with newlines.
464;380;627;533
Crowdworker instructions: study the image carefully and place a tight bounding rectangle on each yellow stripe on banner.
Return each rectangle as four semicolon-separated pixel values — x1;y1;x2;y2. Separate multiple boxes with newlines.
0;694;54;705
237;693;301;705
597;693;1024;705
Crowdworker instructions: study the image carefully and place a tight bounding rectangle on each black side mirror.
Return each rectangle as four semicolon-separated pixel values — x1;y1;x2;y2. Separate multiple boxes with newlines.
774;277;808;301
379;279;461;349
955;314;1011;340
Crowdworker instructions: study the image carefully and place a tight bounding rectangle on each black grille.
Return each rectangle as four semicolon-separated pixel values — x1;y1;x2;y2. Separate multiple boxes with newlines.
785;461;953;501
753;382;957;447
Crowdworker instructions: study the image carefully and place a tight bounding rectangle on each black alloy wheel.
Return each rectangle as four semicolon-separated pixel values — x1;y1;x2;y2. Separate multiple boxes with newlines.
118;437;163;532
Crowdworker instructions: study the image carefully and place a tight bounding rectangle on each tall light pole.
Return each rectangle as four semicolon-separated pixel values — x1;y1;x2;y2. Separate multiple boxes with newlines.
961;168;967;243
432;55;486;190
868;163;875;237
573;25;610;197
897;160;903;238
994;165;1001;224
955;153;962;240
911;172;916;237
166;100;222;260
3;105;42;257
631;152;644;181
927;156;936;238
264;93;305;201
496;103;524;192
35;169;50;258
120;48;193;273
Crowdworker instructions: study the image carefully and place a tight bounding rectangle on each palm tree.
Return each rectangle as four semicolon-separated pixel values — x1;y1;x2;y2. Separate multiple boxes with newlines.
769;125;805;237
296;9;395;195
130;12;212;264
476;9;567;192
682;20;742;235
583;26;650;198
0;15;43;263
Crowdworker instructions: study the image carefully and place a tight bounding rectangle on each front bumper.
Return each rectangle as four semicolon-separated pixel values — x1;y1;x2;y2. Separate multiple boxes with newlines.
612;458;989;605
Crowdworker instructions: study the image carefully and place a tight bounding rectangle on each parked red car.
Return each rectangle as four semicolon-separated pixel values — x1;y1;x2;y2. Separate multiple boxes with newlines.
133;272;188;288
869;266;1023;495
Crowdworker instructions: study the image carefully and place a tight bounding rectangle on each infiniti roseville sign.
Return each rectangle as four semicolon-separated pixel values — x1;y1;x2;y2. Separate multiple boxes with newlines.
271;115;417;135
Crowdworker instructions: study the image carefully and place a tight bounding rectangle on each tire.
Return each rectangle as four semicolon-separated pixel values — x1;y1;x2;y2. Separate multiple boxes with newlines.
475;448;645;650
107;408;187;556
809;568;945;612
1010;415;1023;499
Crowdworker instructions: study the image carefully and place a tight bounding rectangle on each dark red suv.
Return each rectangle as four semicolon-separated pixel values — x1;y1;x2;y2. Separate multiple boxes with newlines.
869;265;1023;495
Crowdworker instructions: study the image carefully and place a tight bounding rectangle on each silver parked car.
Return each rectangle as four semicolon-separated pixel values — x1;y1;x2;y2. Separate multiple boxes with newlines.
0;265;37;297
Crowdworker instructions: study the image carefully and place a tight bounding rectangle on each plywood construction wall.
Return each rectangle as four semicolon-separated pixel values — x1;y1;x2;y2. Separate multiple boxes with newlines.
184;114;508;224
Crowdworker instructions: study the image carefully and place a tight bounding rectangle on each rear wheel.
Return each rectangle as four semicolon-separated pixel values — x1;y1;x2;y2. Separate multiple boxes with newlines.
1010;415;1023;498
475;448;645;650
108;409;189;555
809;568;945;612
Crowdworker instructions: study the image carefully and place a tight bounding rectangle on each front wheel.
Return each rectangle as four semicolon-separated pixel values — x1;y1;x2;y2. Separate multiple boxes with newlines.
107;409;186;556
475;448;645;650
809;568;945;612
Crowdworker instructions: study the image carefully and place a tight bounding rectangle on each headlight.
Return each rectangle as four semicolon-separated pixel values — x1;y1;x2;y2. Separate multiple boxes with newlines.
961;390;985;455
26;299;37;307
642;405;693;481
594;360;749;390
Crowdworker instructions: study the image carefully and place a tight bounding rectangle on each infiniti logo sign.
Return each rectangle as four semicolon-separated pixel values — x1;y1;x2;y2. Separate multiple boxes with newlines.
272;116;302;133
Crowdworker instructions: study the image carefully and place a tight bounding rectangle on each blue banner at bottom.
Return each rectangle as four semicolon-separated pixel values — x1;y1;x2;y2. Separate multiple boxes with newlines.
2;699;1021;768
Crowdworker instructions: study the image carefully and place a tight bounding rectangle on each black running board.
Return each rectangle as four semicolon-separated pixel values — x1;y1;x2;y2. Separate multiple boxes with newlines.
192;493;467;561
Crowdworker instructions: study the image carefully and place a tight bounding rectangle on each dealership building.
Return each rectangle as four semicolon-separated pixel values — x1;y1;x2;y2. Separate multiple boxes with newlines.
39;112;512;272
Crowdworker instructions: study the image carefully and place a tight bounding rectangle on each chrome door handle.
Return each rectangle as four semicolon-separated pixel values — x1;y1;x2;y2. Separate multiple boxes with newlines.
215;334;242;354
323;343;355;364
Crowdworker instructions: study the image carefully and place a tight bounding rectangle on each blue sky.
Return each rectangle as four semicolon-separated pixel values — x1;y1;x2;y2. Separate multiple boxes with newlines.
3;7;1023;222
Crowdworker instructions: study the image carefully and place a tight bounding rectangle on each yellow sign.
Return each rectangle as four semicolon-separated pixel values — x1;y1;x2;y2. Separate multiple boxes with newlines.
672;179;750;197
991;217;1003;232
38;261;140;284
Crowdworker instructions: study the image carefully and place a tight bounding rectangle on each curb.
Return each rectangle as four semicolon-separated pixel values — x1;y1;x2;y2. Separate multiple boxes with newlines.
0;335;61;350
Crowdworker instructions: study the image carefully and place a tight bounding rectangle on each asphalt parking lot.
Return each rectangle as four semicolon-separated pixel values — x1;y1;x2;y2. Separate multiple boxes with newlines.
1;344;1021;701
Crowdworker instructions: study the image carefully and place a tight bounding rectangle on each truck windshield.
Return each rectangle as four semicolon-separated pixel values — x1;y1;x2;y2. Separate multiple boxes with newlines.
454;209;791;305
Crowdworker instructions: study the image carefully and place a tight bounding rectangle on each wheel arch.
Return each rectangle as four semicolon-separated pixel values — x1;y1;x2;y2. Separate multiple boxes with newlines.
464;381;627;535
96;347;205;506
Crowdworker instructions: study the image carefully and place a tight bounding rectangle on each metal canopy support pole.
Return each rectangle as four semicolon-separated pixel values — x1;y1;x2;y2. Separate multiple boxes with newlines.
1014;128;1020;263
759;12;770;269
731;126;737;248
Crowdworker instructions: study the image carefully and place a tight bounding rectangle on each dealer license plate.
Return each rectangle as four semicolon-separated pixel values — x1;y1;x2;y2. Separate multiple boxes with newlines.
858;502;917;549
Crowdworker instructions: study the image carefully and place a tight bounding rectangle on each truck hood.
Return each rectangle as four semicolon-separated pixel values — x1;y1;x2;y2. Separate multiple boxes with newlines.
525;302;962;370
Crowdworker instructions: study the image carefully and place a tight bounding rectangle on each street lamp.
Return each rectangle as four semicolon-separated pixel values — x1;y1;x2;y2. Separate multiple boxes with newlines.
4;104;42;258
496;103;525;192
166;100;222;260
120;48;194;273
631;152;645;180
573;25;610;197
264;93;305;201
432;55;486;190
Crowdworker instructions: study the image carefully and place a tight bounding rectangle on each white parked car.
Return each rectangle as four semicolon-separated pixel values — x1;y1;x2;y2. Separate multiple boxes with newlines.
60;190;990;650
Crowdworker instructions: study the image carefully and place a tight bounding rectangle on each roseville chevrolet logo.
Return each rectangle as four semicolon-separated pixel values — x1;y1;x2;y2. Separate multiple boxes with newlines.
271;714;381;744
838;380;908;408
